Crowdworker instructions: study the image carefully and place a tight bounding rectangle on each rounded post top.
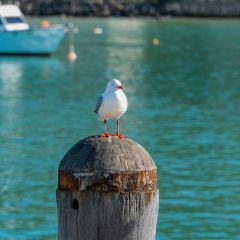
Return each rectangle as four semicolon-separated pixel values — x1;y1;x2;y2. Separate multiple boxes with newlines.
59;135;156;172
58;136;157;192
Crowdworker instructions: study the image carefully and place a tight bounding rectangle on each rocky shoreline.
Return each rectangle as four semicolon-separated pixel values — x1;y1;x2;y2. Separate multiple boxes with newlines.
2;0;240;17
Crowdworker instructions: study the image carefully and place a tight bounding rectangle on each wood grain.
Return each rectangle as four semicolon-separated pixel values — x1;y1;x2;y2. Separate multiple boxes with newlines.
57;136;159;240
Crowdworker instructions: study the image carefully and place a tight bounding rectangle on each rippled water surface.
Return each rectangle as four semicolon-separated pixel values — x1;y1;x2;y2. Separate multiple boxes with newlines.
0;18;240;240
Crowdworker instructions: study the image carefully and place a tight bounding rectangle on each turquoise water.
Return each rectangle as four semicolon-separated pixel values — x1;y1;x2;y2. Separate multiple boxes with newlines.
0;18;240;239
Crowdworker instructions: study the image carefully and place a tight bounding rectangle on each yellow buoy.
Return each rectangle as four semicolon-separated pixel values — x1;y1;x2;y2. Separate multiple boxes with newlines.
152;38;160;45
40;20;49;28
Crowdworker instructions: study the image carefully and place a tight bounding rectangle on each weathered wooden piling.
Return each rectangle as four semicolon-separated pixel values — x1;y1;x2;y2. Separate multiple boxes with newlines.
57;135;159;240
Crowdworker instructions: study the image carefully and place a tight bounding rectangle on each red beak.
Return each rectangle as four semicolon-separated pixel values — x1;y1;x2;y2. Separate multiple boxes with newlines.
117;86;123;90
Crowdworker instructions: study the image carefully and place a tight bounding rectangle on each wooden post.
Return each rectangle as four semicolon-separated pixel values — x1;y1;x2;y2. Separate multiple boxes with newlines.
57;136;159;240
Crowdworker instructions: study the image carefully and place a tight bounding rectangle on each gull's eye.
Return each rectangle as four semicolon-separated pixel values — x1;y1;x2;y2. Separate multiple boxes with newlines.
112;84;114;86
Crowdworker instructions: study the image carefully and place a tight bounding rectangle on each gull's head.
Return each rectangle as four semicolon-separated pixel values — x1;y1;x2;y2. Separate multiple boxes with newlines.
106;79;123;92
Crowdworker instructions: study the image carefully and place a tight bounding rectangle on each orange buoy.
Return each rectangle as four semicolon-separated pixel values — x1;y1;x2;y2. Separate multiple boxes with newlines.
67;23;78;62
67;51;77;62
40;20;49;28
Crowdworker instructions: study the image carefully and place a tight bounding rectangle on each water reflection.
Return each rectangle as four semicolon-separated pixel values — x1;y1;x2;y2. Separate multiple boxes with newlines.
0;57;64;239
0;61;22;95
0;57;64;140
0;61;23;143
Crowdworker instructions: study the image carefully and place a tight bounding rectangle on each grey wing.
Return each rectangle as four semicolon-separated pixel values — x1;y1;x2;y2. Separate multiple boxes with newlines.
94;94;104;113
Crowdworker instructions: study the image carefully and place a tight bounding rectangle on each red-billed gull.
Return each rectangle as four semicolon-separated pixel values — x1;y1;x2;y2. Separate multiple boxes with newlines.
94;79;128;138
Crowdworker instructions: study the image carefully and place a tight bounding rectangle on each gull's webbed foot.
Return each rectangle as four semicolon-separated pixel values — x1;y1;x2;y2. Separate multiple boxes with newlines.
114;133;127;139
99;132;112;138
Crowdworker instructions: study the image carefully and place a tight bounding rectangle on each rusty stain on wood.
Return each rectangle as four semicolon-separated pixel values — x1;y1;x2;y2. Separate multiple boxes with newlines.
59;169;157;192
145;191;154;206
58;171;79;192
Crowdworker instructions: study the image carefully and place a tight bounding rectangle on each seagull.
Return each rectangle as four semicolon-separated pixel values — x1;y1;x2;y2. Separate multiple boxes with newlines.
94;79;128;138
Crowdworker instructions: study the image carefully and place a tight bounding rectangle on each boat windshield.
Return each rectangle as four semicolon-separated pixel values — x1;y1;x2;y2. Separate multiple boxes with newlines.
5;17;24;24
0;18;3;26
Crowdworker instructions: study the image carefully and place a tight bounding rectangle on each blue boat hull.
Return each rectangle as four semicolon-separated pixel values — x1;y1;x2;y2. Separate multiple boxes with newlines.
0;26;65;56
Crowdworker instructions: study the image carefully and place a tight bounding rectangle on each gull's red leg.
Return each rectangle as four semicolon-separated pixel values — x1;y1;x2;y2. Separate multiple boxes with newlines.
100;119;111;137
114;118;127;138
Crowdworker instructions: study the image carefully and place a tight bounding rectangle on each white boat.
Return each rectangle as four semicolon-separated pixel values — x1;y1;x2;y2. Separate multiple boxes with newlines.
0;4;65;56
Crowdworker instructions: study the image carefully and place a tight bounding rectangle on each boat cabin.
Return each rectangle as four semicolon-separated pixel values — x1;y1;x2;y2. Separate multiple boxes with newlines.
0;4;29;31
